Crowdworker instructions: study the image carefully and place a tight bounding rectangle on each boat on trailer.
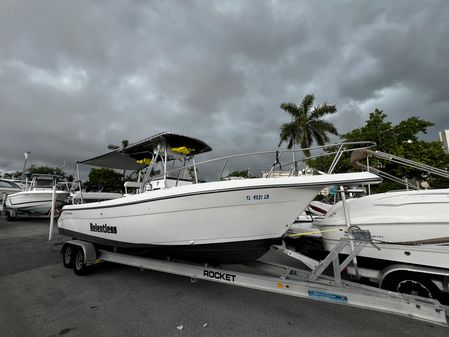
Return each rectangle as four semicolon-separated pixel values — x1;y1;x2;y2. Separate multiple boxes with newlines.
315;189;449;261
58;132;380;264
313;149;449;266
4;174;69;219
301;149;449;301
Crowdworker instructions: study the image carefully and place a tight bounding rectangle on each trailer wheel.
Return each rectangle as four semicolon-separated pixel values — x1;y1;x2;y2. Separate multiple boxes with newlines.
73;248;90;276
382;272;440;300
6;211;16;221
62;245;74;268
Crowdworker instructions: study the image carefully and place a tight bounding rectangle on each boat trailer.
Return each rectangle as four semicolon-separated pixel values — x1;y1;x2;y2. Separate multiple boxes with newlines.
61;228;448;327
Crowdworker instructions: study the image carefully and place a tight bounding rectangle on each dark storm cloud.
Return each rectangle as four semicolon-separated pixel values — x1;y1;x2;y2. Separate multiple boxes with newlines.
1;0;448;176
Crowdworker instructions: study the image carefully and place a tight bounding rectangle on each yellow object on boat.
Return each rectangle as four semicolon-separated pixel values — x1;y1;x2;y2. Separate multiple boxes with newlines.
287;228;344;237
136;158;152;165
170;146;193;155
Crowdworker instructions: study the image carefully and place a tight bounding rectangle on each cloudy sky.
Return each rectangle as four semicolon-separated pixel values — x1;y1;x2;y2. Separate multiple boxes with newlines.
1;0;448;176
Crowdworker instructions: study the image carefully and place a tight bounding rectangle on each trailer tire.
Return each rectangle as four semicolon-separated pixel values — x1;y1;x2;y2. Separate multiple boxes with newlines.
382;272;440;300
73;248;90;276
62;245;75;268
6;211;16;221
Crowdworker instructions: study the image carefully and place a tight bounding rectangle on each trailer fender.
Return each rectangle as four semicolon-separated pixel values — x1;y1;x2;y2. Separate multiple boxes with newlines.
379;264;449;289
62;240;97;266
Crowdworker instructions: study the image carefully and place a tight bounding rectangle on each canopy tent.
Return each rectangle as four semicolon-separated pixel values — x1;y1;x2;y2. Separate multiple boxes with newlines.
78;132;213;170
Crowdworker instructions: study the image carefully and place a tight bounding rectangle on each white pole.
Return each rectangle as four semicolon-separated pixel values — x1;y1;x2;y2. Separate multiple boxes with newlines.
163;143;168;188
366;157;371;195
76;163;84;204
339;186;359;279
22;151;30;180
1;193;6;213
48;183;57;242
192;157;199;184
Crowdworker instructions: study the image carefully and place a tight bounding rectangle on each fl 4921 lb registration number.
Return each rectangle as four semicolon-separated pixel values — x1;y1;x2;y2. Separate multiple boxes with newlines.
246;194;270;201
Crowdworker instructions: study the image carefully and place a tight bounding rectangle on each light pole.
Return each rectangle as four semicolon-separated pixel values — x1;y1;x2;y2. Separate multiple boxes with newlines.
22;151;30;180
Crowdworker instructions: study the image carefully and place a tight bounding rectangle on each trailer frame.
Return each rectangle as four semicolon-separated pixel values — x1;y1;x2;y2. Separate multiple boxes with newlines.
60;238;448;327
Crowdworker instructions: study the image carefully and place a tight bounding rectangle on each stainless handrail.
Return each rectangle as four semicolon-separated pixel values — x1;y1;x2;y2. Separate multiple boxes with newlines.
350;148;449;189
149;141;376;183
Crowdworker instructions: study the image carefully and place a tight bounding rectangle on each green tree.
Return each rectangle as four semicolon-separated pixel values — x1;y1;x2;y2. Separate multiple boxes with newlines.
309;109;449;190
227;169;251;178
342;109;434;153
28;165;65;176
87;168;123;192
279;94;338;157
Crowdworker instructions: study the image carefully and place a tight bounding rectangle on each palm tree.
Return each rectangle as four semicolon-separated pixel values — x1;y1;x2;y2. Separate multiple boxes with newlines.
279;94;338;158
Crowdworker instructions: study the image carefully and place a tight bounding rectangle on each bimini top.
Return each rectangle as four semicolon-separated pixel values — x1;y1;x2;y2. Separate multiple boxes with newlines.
78;132;213;170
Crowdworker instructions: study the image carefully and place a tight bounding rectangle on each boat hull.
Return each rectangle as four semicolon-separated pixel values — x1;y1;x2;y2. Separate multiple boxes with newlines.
59;186;320;263
321;238;449;269
58;173;380;264
5;190;68;216
315;189;449;269
58;227;279;264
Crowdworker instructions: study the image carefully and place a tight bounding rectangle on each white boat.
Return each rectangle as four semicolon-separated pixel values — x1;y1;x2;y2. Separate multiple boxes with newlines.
4;174;69;219
314;188;449;269
58;133;380;264
0;179;23;212
0;179;22;198
314;148;449;271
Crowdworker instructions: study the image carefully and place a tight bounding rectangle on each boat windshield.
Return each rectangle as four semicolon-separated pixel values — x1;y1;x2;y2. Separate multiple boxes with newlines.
27;174;69;191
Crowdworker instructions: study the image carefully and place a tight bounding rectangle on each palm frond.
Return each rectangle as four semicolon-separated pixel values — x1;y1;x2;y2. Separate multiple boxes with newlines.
309;104;337;120
310;127;328;146
280;102;301;118
310;120;338;136
298;94;315;115
308;120;338;146
279;122;298;149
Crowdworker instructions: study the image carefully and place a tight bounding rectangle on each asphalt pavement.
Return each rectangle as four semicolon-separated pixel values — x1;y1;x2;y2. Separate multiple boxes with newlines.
0;217;447;337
